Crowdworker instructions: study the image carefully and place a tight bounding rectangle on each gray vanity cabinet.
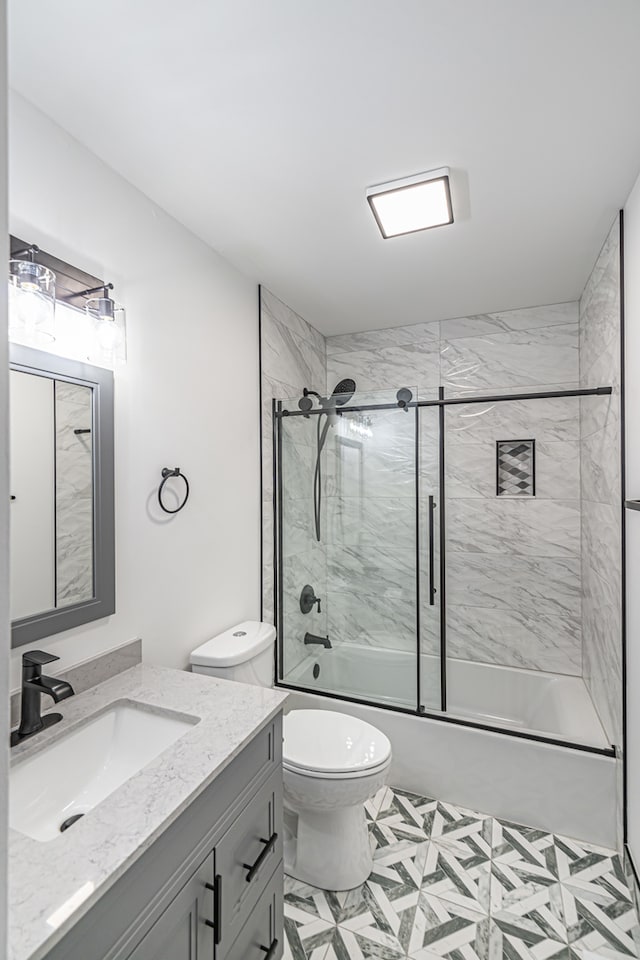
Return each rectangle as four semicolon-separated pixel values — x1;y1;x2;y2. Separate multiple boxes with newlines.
44;714;283;960
126;854;215;960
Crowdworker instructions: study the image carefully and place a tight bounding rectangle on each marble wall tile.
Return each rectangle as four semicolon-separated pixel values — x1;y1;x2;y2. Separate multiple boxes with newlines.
581;424;620;505
446;553;582;621
56;496;93;605
580;387;619;442
325;434;416;500
443;390;580;444
580;219;621;372
281;542;328;675
326;495;415;550
280;496;319;559
439;301;578;341
327;340;440;396
327;591;417;652
261;287;325;359
261;308;325;393
280;437;314;501
578;216;622;749
447;604;581;674
445;439;580;500
326;319;440;356
260;289;327;629
581;501;621;582
441;323;579;392
282;543;326;612
55;383;94;608
447;498;581;558
265;292;593;681
582;561;622;745
327;543;416;603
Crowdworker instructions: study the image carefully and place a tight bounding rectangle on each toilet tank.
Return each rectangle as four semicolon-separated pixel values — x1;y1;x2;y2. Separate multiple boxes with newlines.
190;621;276;687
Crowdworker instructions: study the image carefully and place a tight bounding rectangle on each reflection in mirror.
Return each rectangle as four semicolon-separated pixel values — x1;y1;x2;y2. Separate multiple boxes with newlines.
9;343;114;648
10;373;94;620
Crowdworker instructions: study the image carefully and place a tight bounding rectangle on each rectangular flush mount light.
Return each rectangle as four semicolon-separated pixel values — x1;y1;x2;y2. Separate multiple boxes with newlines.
366;167;453;239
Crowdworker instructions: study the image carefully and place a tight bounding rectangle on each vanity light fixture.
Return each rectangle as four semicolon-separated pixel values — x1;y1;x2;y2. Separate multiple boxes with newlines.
8;245;56;344
73;282;127;366
366;168;453;239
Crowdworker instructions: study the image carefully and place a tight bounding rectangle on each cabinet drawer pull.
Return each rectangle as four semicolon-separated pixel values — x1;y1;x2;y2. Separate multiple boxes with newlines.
243;833;278;882
204;875;222;944
260;938;279;960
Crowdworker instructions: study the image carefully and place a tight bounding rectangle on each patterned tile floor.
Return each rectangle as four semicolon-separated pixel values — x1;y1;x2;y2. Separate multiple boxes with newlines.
283;786;639;960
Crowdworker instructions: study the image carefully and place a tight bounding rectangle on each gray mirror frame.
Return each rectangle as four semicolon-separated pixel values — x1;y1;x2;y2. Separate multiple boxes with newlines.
9;344;115;647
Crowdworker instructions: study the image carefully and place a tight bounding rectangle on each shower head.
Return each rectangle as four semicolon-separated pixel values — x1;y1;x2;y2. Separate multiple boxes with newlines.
329;378;356;406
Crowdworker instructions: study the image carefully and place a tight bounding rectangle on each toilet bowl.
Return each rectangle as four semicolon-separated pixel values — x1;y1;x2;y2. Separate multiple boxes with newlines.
190;621;392;891
283;709;391;890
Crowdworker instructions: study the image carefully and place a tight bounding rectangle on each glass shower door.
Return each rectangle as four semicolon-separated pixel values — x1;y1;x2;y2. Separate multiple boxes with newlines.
418;405;442;712
277;392;438;712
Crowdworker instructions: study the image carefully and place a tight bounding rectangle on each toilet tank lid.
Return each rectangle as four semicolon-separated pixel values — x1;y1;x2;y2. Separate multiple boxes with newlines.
190;621;276;668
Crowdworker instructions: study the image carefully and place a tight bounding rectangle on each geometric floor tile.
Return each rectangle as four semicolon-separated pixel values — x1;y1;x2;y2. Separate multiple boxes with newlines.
408;892;490;958
284;786;639;960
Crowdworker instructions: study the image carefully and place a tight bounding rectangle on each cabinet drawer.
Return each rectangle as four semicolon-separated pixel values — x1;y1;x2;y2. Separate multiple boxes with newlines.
216;768;282;951
221;862;283;960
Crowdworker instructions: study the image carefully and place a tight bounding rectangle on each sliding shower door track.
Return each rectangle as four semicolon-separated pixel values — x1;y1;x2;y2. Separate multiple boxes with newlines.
274;679;616;757
274;385;613;419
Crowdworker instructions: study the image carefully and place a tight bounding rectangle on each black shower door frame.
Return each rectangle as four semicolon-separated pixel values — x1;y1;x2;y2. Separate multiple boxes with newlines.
273;385;615;758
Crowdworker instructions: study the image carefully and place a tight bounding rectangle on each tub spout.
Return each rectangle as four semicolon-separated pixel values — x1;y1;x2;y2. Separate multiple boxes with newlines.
304;632;332;649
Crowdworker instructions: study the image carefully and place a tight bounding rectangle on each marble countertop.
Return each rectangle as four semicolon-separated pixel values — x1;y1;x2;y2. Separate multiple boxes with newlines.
9;664;287;960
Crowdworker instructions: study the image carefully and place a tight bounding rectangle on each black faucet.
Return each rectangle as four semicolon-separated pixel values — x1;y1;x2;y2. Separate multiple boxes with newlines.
304;632;332;649
11;651;74;747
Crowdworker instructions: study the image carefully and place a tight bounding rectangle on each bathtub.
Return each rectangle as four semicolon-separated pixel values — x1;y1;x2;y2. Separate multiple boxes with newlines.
287;645;609;749
282;645;619;848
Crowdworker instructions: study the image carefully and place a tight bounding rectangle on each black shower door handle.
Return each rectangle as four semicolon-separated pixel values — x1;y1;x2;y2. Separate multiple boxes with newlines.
428;495;436;605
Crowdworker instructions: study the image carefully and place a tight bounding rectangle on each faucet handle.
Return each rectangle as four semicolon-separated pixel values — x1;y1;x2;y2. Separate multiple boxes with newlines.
22;650;60;667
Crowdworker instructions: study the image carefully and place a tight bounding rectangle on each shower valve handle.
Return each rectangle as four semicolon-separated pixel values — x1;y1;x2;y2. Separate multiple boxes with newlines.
300;584;321;615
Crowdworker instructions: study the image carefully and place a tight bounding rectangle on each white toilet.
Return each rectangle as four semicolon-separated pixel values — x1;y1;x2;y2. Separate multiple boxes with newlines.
190;620;392;891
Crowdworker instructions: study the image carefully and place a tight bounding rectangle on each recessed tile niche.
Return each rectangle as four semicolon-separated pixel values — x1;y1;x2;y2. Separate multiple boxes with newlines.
496;439;536;497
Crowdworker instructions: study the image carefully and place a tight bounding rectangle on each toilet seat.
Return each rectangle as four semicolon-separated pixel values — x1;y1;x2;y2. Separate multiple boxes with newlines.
283;709;392;780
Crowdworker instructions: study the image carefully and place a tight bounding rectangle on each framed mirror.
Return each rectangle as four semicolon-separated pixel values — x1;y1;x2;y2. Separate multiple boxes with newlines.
9;343;115;646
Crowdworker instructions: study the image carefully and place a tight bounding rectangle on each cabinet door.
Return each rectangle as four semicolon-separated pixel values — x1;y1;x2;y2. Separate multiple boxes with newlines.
222;862;283;960
216;770;282;950
127;853;216;960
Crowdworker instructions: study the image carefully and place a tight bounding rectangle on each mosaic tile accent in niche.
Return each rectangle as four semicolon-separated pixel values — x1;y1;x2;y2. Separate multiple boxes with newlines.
496;439;535;497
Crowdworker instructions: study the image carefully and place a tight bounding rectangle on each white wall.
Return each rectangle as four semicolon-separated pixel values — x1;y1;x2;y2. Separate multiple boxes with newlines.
0;1;9;951
625;170;640;870
8;92;261;689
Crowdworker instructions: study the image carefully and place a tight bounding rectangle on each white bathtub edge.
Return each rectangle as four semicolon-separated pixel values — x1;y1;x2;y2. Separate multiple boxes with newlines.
284;689;618;850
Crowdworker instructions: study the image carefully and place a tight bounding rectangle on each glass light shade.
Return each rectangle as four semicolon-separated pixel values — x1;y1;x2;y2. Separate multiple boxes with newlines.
8;260;56;345
86;298;127;366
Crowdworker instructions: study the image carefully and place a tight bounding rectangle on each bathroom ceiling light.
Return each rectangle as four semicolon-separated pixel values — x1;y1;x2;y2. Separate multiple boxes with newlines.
366;168;453;239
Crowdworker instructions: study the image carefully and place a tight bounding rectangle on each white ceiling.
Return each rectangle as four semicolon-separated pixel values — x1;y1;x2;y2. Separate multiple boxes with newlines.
9;1;640;335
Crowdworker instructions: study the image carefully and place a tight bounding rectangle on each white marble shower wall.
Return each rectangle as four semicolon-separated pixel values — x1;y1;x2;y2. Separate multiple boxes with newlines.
326;302;583;675
259;288;327;674
54;380;94;606
579;216;622;748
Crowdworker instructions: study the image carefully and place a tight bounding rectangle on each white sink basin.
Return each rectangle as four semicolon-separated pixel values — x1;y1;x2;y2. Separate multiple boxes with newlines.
10;700;198;842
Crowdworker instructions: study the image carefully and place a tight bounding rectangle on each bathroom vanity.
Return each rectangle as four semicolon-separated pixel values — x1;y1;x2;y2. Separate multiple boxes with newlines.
9;665;287;960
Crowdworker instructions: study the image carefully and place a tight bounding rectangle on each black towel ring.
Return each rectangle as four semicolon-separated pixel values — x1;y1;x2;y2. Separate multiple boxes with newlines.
158;467;190;514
